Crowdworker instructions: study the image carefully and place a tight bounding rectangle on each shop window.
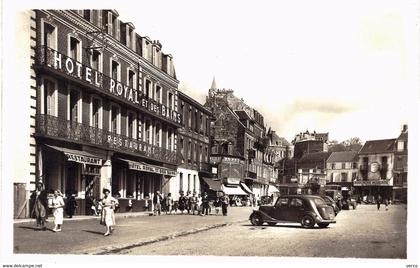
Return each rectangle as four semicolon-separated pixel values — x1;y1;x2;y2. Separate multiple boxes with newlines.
90;50;102;72
111;60;120;81
43;21;57;49
91;96;102;129
110;104;121;134
128;70;136;89
41;78;57;116
127;111;136;139
68;89;81;123
69;36;81;62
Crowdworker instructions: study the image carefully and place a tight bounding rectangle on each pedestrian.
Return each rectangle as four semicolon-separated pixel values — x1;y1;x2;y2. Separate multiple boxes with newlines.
31;183;47;230
197;193;203;214
201;192;210;216
153;191;163;216
214;196;221;215
178;191;187;214
190;192;199;215
100;188;118;236
50;190;65;232
384;197;389;211
66;193;78;218
165;193;173;214
252;195;256;207
376;194;382;210
186;191;192;214
221;193;229;216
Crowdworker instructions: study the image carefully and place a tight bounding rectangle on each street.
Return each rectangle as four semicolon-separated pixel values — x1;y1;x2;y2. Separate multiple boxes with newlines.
14;204;406;258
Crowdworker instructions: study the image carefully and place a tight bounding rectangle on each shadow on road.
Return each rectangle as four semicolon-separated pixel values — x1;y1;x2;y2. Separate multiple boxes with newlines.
18;226;52;232
242;223;329;229
83;230;106;235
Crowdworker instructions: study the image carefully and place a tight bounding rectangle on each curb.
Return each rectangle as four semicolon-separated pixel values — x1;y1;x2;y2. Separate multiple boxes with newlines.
81;219;248;255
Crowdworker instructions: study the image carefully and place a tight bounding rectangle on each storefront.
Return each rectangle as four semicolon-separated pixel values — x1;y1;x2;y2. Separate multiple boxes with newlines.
40;143;104;215
353;180;393;203
114;158;177;212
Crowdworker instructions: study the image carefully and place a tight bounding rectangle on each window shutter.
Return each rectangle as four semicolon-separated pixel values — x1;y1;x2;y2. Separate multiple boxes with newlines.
116;19;120;41
97;10;102;29
107;12;112;35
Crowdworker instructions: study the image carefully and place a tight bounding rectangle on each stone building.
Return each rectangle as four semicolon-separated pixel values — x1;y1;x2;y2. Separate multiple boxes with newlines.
15;10;182;217
204;78;275;197
292;130;328;159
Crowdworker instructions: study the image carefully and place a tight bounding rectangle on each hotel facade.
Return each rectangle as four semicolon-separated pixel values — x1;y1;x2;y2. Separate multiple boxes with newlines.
15;10;182;217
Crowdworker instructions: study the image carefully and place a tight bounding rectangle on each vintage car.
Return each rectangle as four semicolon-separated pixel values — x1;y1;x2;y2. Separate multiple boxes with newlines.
249;195;336;228
320;195;340;215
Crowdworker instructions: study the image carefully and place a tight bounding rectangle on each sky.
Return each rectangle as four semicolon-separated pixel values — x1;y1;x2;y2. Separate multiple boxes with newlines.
115;0;418;143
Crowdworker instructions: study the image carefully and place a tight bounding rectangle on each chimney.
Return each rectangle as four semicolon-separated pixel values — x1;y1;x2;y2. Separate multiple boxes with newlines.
402;124;408;132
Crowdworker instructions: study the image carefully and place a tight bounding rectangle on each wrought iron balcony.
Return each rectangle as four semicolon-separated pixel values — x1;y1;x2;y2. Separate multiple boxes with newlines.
36;114;177;165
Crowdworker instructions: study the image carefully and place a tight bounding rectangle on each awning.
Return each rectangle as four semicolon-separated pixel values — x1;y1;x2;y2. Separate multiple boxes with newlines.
240;182;253;195
119;159;177;176
222;185;248;195
45;145;102;166
202;177;223;192
268;185;280;194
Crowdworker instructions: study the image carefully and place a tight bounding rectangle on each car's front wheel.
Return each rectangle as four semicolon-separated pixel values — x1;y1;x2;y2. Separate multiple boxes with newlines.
250;213;263;226
317;223;329;228
301;215;315;228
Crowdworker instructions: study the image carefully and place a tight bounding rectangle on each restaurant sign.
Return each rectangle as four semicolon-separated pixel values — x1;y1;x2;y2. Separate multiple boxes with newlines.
65;153;102;166
49;50;181;124
353;180;391;186
127;161;177;176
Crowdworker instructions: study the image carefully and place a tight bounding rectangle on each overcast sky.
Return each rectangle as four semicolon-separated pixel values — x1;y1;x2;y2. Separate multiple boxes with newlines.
116;0;418;143
11;0;419;143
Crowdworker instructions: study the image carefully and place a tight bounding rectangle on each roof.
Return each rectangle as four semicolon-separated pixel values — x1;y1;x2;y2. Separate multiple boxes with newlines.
359;139;396;154
178;91;212;115
298;152;331;166
327;151;358;163
211;76;217;90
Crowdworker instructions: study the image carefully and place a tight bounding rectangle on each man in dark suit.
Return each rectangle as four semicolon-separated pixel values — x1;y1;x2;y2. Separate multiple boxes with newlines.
153;191;163;216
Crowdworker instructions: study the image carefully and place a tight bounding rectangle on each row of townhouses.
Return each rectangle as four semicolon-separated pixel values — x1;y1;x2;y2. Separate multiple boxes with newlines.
14;10;286;218
277;126;408;203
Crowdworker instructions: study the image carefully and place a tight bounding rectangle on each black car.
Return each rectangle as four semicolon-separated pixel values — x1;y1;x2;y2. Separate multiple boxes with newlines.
249;195;336;228
321;195;340;215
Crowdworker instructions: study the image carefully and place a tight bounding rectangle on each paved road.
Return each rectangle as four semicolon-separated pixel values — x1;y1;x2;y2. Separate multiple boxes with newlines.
122;204;407;258
14;207;253;254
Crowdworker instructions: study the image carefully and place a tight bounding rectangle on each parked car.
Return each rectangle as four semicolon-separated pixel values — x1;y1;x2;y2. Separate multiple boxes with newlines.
249;195;336;228
320;195;340;215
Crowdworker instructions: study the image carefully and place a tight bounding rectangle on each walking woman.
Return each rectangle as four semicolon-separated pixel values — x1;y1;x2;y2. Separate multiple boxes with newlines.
31;183;47;230
50;190;65;232
100;189;118;236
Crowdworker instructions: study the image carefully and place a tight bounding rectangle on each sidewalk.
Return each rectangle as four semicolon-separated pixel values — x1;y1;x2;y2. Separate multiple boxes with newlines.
14;206;254;255
14;210;152;224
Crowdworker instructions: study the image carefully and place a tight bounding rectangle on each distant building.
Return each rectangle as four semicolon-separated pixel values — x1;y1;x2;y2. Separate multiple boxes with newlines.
204;78;275;197
297;152;331;186
326;151;358;184
393;125;408;202
292;130;328;159
355;138;396;201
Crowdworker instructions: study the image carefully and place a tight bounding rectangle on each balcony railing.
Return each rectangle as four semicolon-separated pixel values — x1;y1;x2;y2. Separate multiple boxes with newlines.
36;45;181;126
36;114;177;165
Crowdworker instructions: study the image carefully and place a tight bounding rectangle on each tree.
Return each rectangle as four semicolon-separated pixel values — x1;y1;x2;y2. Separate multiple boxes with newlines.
342;137;363;151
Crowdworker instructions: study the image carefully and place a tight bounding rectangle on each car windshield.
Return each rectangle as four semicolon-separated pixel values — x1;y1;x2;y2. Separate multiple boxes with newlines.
313;197;327;206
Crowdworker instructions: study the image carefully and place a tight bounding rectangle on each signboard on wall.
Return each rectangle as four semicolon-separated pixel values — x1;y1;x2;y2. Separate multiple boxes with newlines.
124;159;177;177
353;180;391;186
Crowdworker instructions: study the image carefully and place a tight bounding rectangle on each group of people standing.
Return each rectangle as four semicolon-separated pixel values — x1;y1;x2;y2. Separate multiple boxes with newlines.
152;190;230;216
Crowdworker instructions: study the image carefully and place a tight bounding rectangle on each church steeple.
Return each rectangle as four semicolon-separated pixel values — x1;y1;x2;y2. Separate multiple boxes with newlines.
210;76;217;90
